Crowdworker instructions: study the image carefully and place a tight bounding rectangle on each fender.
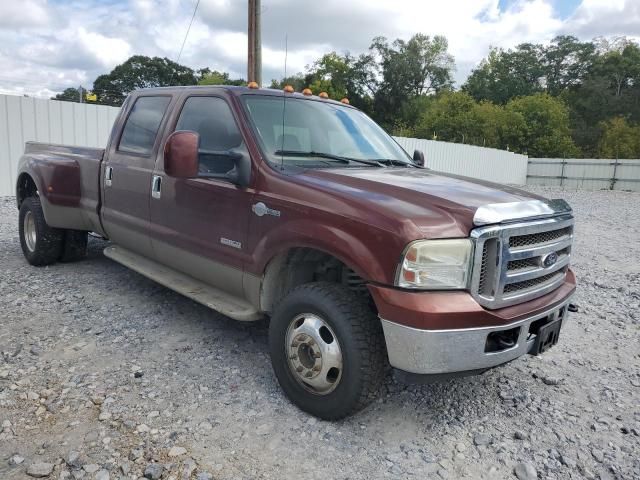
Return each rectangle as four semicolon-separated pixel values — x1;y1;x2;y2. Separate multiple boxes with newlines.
16;142;105;233
249;216;402;285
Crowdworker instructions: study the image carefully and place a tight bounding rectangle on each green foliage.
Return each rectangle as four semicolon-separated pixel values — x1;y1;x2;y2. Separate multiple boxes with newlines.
198;70;245;86
463;44;545;104
269;74;310;92
52;87;87;103
505;94;580;157
371;34;454;128
598;117;640;159
92;55;198;106
412;91;527;151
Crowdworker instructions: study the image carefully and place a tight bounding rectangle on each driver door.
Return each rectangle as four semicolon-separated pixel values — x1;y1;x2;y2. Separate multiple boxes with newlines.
148;94;254;298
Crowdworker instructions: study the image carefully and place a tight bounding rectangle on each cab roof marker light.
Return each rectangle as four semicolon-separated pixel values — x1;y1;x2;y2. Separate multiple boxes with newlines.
318;92;329;99
247;81;259;89
302;88;313;96
283;85;294;93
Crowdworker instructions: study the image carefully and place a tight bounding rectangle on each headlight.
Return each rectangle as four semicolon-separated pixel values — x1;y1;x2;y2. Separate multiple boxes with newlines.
396;239;473;290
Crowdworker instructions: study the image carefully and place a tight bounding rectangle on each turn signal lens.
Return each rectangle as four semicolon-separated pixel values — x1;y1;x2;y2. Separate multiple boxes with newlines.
318;92;329;98
247;81;259;89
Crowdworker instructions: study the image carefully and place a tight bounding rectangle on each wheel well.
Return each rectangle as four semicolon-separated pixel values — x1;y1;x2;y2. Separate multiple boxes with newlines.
261;248;374;314
16;173;38;208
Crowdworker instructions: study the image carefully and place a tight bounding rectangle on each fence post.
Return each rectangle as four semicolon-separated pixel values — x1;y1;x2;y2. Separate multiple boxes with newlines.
560;158;566;187
611;159;619;190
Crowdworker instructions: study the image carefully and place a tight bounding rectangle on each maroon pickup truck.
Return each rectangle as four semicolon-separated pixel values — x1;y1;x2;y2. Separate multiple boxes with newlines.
15;85;576;419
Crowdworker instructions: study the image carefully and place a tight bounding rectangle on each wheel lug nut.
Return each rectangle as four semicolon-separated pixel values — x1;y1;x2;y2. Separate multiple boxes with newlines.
312;365;321;372
304;371;313;378
296;366;304;373
289;354;298;360
313;352;321;358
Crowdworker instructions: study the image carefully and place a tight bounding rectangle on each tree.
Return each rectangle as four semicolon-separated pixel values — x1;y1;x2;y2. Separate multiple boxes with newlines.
92;55;198;106
542;35;596;96
412;91;526;150
371;34;455;128
598;117;640;159
505;93;580;157
198;70;245;86
463;44;544;104
564;40;640;155
269;74;310;92
52;87;87;103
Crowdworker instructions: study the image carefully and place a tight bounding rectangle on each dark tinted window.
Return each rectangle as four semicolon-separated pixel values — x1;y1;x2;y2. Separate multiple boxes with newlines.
175;97;243;174
118;96;171;155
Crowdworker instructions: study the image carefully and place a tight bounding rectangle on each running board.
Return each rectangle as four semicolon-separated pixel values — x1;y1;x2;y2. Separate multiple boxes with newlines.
103;245;262;321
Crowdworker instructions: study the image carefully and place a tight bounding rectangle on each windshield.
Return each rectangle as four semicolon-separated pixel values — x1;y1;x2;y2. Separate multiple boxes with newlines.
242;95;412;168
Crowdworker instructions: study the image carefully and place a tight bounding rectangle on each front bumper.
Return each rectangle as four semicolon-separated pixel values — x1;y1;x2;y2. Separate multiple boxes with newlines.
381;297;571;375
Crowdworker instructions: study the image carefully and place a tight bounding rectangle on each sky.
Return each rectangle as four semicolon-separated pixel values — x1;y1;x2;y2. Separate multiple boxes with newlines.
1;0;639;98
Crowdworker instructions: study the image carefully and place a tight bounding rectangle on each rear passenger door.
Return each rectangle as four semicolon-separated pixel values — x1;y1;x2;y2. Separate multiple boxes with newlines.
101;95;172;256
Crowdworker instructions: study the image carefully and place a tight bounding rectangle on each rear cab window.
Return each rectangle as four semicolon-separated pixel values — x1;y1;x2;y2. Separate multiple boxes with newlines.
118;96;171;155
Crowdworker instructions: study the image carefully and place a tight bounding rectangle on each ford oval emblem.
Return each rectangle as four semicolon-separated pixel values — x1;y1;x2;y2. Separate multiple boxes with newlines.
542;252;558;268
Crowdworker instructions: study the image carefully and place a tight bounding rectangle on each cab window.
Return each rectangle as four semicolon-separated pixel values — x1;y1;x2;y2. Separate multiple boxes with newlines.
175;96;243;175
118;96;171;155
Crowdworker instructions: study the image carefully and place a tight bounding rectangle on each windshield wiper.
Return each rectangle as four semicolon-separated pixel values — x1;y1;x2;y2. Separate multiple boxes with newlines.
274;150;385;167
368;158;415;167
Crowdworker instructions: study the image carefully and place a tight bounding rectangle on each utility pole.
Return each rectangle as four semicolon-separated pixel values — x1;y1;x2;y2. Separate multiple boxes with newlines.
78;85;84;103
247;0;261;85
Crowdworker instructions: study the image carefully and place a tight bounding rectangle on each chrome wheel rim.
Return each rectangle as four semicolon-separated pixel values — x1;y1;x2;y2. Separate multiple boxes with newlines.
285;313;343;395
23;211;37;252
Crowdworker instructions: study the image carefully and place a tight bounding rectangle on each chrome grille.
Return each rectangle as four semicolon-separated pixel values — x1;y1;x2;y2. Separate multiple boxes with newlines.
509;227;572;249
470;215;574;309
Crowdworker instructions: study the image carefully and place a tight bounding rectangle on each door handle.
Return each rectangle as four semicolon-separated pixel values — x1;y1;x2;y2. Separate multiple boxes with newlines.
105;166;113;187
151;175;162;199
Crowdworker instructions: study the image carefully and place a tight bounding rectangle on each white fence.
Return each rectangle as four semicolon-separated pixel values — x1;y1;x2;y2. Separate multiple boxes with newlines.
394;136;529;184
0;94;120;196
527;158;640;192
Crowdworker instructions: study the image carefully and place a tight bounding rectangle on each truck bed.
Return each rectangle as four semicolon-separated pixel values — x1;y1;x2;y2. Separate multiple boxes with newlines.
18;142;106;234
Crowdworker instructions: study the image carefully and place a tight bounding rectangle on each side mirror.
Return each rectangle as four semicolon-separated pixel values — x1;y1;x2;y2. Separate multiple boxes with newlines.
164;131;199;178
225;151;251;188
413;149;425;167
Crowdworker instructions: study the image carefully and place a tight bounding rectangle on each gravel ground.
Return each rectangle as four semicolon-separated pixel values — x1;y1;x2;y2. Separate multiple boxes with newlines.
0;186;639;480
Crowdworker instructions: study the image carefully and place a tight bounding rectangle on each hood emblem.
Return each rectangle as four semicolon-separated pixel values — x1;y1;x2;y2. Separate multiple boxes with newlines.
542;252;558;268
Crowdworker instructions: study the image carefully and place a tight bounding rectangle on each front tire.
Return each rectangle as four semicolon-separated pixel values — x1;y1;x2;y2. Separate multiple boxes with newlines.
269;282;387;420
19;196;64;266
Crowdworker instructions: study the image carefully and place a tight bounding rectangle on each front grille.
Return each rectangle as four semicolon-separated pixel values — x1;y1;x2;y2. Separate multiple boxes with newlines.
509;227;572;249
470;215;574;309
503;270;565;294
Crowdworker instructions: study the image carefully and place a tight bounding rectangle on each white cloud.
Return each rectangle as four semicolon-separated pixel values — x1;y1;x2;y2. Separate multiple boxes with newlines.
1;0;640;98
0;0;49;28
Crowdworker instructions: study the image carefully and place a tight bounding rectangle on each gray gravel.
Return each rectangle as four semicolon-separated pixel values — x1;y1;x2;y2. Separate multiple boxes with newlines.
1;186;639;480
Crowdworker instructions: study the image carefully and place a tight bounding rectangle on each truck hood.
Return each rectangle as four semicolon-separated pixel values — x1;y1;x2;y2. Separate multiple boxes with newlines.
303;167;543;238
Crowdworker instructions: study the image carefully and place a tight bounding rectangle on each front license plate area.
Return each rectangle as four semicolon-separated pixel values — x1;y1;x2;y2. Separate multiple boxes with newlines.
534;318;562;355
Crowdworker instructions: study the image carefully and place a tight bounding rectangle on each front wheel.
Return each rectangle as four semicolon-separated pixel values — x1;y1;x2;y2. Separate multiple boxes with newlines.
269;282;387;420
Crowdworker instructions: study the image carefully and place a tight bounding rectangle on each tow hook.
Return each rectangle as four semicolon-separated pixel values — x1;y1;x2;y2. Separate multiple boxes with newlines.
568;303;579;313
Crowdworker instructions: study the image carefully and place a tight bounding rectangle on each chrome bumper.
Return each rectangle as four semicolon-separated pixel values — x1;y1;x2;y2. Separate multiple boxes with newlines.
380;298;571;375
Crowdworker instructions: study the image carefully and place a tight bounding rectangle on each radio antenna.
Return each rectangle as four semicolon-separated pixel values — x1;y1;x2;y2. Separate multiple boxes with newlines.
280;34;288;171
